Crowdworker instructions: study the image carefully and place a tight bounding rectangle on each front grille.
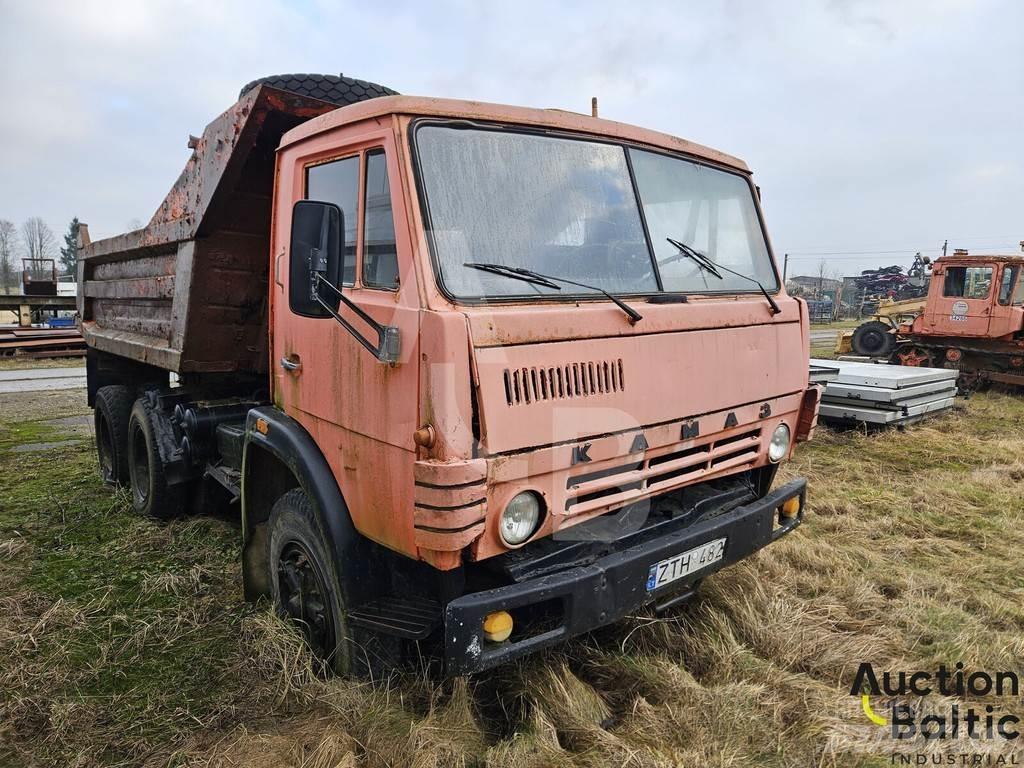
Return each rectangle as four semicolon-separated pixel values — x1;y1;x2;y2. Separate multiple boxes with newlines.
503;359;624;406
564;428;762;514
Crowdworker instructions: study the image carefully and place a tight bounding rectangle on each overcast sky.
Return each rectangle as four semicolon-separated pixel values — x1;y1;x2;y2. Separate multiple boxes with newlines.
1;0;1021;277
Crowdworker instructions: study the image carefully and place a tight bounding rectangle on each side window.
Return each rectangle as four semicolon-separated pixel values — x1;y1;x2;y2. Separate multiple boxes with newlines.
942;266;992;300
1015;269;1024;306
306;156;359;286
363;150;399;289
998;266;1017;305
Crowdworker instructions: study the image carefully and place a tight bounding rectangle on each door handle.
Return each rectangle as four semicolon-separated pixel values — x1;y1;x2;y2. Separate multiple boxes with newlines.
280;356;301;372
274;251;285;289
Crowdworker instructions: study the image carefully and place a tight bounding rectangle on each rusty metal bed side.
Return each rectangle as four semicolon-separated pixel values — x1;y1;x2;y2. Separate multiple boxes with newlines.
77;86;341;373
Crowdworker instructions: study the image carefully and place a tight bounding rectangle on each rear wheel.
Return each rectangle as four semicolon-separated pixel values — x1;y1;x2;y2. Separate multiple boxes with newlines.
267;488;352;676
851;320;896;357
94;385;133;485
127;397;186;519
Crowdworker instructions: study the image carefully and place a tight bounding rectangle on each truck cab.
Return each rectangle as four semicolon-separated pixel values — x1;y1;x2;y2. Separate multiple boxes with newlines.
80;80;819;675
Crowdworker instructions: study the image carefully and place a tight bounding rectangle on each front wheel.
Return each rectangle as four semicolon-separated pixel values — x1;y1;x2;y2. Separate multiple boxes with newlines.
267;488;352;676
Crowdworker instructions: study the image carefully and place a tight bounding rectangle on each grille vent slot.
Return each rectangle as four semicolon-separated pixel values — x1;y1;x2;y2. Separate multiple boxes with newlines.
504;359;624;406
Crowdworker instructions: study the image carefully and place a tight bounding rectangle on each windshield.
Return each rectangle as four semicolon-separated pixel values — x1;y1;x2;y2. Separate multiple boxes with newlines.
414;123;776;300
631;149;778;292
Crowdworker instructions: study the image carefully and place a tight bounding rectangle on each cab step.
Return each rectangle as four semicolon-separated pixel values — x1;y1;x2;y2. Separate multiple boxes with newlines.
347;597;441;640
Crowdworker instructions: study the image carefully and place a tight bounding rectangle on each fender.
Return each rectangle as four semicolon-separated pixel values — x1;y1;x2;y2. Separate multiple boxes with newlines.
242;406;377;606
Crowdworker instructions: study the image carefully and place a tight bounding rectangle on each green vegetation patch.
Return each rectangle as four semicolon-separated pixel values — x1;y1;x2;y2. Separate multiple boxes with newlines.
0;415;263;767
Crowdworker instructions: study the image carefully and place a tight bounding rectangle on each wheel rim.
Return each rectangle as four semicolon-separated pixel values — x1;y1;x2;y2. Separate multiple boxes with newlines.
97;415;115;482
129;424;150;507
860;329;886;355
277;541;337;661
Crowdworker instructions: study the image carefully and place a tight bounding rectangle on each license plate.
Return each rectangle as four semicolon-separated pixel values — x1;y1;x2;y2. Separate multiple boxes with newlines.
646;538;727;591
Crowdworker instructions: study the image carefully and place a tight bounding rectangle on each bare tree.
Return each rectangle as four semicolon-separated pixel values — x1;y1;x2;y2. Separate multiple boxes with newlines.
815;258;837;299
21;217;57;261
0;219;17;293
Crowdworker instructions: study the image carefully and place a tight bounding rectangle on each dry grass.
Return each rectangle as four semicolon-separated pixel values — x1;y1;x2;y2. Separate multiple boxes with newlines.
2;390;1023;766
0;356;85;371
0;387;90;423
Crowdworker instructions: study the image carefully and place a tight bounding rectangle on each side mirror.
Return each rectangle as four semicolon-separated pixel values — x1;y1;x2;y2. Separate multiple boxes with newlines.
289;200;343;317
286;199;402;364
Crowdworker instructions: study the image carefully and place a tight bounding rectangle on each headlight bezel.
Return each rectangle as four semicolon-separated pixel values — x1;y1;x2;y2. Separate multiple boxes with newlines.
768;423;791;463
499;491;544;546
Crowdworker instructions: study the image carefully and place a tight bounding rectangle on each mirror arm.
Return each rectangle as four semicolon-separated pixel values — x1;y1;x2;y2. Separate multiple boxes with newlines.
311;273;401;363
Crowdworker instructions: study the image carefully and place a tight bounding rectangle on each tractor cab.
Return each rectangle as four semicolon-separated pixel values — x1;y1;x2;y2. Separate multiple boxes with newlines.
912;253;1024;340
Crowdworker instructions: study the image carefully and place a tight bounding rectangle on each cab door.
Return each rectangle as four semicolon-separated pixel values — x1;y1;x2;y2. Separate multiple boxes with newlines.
989;264;1022;339
924;263;995;337
273;130;421;555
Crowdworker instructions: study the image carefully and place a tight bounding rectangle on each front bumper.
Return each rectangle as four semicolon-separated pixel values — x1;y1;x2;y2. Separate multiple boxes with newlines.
444;477;806;674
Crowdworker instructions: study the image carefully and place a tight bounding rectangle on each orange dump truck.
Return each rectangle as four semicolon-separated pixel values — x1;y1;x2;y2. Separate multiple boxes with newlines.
79;74;820;675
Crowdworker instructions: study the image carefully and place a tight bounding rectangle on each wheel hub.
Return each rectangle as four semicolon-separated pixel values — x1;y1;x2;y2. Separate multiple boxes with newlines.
277;542;336;660
861;330;885;353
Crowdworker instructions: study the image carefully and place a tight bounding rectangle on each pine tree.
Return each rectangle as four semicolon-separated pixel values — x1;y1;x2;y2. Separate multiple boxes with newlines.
60;217;81;279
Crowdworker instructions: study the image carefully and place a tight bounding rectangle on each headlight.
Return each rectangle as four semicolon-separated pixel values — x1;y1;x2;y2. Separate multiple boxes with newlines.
768;423;791;463
499;492;542;546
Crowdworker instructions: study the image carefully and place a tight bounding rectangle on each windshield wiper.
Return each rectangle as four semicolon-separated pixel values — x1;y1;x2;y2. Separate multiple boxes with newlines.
664;238;780;315
663;237;721;279
464;262;643;325
463;262;562;290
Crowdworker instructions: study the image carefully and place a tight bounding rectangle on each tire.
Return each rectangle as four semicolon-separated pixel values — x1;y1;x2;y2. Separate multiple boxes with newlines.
94;385;133;485
851;320;897;357
238;73;397;106
127;397;186;520
267;488;352;676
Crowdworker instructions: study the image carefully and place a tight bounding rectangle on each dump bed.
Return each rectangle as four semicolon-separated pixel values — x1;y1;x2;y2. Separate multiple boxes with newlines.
77;80;380;374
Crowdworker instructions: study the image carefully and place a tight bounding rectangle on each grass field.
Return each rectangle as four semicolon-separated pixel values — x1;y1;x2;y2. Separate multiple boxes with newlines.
2;387;1023;767
810;318;862;330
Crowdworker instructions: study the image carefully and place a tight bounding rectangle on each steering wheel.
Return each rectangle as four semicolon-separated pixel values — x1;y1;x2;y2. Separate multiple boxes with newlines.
607;241;662;289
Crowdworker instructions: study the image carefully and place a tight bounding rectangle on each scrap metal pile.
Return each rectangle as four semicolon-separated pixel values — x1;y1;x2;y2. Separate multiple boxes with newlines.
0;326;86;358
810;359;958;426
855;264;928;302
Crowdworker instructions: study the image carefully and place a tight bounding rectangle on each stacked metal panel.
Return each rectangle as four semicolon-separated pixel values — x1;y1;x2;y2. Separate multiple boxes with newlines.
809;359;959;426
809;363;841;386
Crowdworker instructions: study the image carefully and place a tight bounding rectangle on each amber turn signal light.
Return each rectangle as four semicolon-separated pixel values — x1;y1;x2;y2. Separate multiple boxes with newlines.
779;497;801;519
483;611;513;643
